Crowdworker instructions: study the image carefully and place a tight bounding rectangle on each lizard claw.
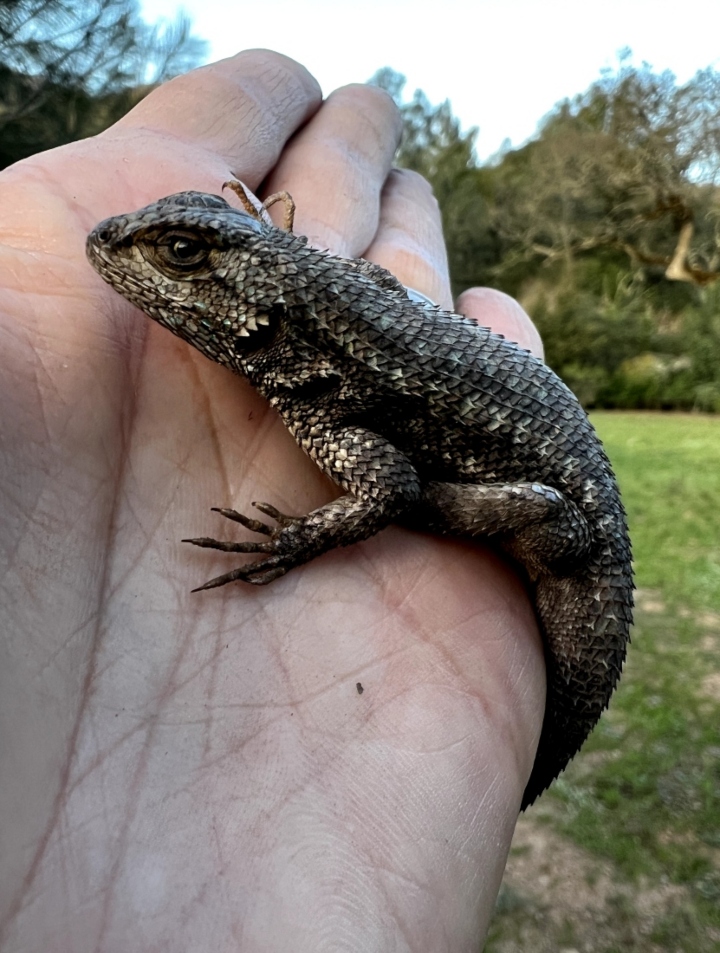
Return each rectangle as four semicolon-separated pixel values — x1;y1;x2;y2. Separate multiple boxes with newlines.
182;536;273;554
191;559;288;591
210;507;273;535
185;503;302;589
251;501;295;526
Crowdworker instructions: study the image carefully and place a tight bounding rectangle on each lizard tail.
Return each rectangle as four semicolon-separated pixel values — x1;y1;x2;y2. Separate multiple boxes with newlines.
521;565;633;809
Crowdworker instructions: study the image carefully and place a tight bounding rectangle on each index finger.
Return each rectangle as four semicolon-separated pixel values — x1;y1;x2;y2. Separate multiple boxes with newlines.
0;50;323;231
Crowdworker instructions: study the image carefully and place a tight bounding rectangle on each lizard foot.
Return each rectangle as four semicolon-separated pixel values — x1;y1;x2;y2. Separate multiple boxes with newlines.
182;476;407;592
183;502;305;590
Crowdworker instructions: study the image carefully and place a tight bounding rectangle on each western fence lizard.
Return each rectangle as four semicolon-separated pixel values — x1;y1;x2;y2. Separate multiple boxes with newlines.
86;182;633;808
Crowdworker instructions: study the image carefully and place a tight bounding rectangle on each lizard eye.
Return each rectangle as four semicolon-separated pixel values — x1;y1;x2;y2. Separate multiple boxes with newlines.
169;237;203;261
140;229;215;277
156;231;210;268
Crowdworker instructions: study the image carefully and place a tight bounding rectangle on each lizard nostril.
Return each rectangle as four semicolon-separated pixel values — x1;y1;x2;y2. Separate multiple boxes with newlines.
96;228;112;243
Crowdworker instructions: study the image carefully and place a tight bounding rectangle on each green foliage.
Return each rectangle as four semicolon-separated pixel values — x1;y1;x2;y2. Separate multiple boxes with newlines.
682;284;720;410
531;270;659;404
0;0;207;168
533;279;720;410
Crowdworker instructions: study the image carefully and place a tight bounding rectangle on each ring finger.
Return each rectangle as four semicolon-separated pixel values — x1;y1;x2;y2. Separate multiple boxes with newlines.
363;168;453;310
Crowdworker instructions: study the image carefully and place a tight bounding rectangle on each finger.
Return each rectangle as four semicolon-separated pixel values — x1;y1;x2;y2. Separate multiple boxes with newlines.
362;169;454;310
456;288;544;358
262;84;403;257
110;50;322;192
1;51;322;258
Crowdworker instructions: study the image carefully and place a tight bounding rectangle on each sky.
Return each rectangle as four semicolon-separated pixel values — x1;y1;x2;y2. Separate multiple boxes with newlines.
140;0;720;160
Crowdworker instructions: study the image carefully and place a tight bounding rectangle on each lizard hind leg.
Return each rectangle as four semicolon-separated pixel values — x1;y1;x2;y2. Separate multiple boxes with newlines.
416;478;632;808
416;480;592;574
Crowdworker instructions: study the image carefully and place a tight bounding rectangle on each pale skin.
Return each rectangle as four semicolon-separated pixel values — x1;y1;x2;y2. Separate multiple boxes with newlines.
0;50;546;953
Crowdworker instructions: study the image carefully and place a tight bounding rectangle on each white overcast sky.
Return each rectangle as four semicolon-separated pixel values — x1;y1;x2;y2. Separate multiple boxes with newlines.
140;0;720;159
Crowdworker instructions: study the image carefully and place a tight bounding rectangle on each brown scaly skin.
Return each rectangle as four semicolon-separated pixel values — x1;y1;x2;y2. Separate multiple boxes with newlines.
86;186;633;809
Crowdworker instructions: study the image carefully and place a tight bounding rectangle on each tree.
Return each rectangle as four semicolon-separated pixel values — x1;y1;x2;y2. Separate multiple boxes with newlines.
489;54;720;287
0;0;207;168
372;58;720;410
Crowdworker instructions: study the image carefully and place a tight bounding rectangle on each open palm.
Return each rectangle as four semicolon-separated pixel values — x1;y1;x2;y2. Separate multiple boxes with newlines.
0;50;545;952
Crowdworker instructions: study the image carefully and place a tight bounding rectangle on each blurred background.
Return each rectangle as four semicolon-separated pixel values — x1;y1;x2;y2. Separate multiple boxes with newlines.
2;2;718;949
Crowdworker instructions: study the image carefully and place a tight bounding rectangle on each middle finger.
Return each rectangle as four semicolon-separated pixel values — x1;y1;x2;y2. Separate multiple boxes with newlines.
262;84;403;258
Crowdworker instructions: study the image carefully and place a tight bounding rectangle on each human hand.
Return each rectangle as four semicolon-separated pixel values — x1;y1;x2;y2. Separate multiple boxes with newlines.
0;50;545;951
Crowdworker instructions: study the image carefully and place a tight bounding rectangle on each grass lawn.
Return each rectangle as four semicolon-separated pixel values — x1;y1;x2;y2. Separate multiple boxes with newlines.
487;412;720;953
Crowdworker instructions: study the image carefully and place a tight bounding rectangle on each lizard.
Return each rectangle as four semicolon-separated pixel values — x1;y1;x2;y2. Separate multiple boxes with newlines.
85;182;633;809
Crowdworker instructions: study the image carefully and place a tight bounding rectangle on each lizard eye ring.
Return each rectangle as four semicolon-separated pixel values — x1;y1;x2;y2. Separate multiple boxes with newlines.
138;229;215;277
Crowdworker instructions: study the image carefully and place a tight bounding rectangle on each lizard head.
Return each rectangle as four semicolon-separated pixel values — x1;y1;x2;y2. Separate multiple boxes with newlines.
86;191;296;367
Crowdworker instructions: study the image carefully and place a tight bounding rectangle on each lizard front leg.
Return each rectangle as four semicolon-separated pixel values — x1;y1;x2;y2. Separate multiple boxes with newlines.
184;427;422;590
